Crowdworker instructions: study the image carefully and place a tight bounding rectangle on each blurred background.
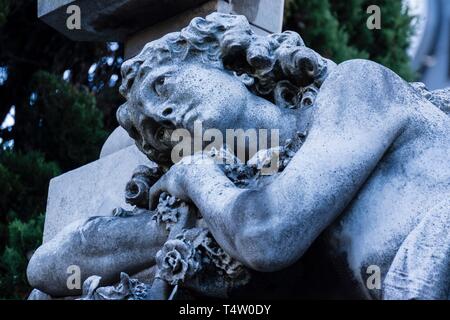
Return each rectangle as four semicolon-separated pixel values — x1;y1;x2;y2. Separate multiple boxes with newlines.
0;0;448;299
409;0;450;89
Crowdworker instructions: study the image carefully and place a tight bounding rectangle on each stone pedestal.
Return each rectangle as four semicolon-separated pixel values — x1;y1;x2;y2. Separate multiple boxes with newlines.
43;145;153;242
99;127;133;158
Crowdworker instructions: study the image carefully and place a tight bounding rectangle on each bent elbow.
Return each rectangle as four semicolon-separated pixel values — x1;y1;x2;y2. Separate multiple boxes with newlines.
27;246;51;292
235;231;301;272
243;252;297;272
27;243;78;297
229;191;305;272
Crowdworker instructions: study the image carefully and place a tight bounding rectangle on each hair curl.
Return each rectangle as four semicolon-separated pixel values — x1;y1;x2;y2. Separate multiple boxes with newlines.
120;13;335;110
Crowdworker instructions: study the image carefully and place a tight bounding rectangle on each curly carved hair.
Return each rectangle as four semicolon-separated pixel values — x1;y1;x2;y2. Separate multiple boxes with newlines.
120;13;335;109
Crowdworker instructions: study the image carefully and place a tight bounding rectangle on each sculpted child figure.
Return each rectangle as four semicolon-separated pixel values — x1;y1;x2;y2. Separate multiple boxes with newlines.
27;13;450;300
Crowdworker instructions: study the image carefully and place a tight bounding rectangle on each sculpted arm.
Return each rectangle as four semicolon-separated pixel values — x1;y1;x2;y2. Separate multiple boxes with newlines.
27;213;168;297
150;60;411;271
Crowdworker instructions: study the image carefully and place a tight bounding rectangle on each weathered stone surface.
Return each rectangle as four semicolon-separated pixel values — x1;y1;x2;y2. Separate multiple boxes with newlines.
29;12;450;301
29;213;168;297
217;0;284;34
28;289;52;300
115;13;450;299
38;0;285;57
38;0;210;41
99;126;134;158
124;0;218;58
383;198;450;300
125;0;285;57
43;144;153;242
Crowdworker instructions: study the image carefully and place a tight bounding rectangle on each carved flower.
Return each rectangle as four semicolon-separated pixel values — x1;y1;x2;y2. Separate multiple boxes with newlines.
125;165;162;209
79;273;149;300
200;235;249;282
153;192;190;231
156;239;200;285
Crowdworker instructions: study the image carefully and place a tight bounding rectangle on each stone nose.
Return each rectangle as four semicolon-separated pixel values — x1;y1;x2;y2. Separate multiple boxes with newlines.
116;103;132;132
143;103;178;127
161;106;174;118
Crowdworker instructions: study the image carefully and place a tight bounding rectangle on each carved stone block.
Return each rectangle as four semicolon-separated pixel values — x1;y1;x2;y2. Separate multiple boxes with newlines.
43;145;154;242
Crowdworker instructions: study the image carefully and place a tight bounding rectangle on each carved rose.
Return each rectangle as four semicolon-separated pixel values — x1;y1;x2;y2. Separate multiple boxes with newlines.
152;192;193;231
125;165;163;209
156;239;200;285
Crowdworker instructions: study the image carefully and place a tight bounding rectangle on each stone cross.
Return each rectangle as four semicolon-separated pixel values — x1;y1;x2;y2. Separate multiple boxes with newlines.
38;0;285;58
37;0;285;242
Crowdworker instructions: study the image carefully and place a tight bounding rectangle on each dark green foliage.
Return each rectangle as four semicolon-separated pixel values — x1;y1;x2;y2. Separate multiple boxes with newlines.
0;0;8;26
0;72;105;300
284;0;414;80
0;215;44;299
284;0;367;63
0;0;121;299
16;71;108;171
0;151;60;223
0;152;59;298
0;0;123;144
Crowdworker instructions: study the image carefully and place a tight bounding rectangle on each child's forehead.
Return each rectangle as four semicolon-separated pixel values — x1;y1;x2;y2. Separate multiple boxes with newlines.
139;56;212;78
136;63;180;83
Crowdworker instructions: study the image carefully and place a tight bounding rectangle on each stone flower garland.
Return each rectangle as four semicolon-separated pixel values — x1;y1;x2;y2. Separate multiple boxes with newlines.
149;134;306;299
80;133;306;300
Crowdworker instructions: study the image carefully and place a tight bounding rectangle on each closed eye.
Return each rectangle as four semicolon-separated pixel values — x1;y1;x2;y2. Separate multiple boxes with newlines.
153;75;167;96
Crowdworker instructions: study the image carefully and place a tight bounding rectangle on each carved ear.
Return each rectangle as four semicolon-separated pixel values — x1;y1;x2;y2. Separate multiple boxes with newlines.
234;72;255;87
274;81;300;109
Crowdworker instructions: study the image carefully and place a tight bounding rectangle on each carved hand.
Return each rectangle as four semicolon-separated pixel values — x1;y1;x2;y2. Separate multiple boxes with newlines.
149;154;220;209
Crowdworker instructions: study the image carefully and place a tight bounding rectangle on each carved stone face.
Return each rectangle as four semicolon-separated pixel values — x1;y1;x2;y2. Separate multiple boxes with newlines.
116;13;333;166
117;61;282;165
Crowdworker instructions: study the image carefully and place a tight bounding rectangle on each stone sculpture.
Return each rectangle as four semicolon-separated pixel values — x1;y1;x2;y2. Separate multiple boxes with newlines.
27;13;450;300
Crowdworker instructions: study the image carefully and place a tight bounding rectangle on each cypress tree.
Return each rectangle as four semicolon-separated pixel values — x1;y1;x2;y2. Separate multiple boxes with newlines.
284;0;414;80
